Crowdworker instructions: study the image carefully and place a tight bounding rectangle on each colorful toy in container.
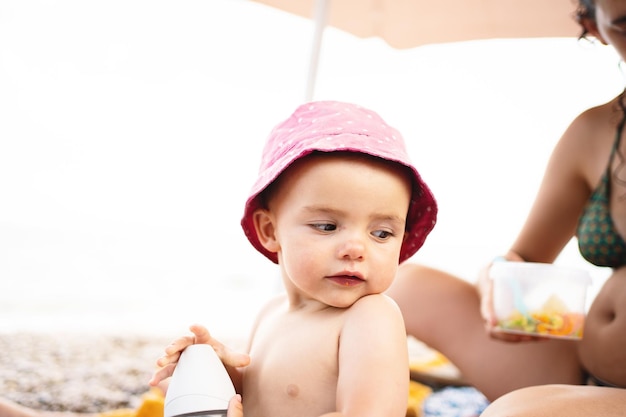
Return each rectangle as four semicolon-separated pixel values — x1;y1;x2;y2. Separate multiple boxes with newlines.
490;261;592;339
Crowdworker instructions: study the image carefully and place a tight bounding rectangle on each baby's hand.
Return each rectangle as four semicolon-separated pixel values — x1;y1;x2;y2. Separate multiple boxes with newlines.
227;395;244;417
149;324;250;387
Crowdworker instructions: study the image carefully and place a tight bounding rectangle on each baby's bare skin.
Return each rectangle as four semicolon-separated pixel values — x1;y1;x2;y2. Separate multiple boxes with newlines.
241;293;408;417
151;154;415;417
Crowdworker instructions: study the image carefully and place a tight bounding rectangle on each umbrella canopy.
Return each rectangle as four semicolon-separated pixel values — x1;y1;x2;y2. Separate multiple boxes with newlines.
254;0;580;48
253;0;581;100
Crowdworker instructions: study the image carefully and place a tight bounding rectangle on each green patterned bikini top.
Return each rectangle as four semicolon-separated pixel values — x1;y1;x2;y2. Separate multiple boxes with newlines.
576;114;626;268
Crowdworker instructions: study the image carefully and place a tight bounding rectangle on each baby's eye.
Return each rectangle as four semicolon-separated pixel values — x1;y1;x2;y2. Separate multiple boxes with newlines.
372;230;394;239
311;223;337;232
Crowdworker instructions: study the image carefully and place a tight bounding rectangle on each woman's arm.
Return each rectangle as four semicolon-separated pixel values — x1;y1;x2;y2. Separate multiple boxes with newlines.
510;105;609;262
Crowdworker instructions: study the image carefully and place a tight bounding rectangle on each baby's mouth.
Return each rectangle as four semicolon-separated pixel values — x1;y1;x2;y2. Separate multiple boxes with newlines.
328;273;365;287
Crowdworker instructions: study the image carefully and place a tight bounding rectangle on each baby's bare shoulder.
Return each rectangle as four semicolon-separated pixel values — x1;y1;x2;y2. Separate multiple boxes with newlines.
342;294;405;331
349;293;402;314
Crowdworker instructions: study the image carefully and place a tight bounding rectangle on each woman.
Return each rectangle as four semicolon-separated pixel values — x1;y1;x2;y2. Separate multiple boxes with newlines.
387;0;626;414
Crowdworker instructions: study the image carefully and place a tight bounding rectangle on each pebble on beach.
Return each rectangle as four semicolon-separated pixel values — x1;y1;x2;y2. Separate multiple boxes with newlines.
0;333;171;413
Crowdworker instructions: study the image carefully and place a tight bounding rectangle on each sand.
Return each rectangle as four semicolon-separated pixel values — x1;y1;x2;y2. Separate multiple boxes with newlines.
0;332;487;417
0;332;171;413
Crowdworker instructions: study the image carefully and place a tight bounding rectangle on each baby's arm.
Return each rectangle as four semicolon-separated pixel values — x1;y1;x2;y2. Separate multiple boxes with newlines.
149;324;250;392
333;294;409;417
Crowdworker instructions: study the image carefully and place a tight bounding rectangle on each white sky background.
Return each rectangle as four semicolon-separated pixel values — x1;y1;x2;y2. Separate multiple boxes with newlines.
0;0;623;338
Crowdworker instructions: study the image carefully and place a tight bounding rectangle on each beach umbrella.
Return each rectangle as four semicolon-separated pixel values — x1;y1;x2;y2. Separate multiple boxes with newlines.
252;0;581;100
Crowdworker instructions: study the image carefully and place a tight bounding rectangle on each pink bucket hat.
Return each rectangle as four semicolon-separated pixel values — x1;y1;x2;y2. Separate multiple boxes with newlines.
241;101;437;264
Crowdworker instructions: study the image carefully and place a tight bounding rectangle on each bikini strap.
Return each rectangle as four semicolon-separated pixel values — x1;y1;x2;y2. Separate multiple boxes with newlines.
607;90;626;184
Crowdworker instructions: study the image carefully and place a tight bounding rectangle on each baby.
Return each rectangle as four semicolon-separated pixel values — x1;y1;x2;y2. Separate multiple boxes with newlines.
150;101;437;417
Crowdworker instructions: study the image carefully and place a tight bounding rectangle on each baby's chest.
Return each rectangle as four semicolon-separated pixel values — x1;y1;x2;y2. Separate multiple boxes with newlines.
248;322;339;386
242;321;341;416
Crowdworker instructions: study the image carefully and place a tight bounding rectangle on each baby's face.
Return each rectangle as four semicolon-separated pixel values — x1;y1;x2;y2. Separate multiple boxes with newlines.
265;153;412;308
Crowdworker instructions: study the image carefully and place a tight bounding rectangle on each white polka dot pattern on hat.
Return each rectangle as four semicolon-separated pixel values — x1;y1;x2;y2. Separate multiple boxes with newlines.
241;100;437;264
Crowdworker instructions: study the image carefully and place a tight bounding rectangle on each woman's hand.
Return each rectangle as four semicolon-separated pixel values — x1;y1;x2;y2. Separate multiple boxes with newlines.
478;262;498;331
478;253;547;342
149;323;250;387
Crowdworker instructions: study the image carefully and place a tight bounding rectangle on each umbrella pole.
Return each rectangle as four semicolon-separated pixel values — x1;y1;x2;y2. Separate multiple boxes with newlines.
305;0;329;101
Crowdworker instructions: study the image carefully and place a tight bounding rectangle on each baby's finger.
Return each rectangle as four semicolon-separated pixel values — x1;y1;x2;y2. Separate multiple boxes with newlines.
227;395;243;417
189;323;213;344
148;363;176;387
156;350;183;368
189;325;250;368
217;348;251;369
188;324;250;368
164;336;196;356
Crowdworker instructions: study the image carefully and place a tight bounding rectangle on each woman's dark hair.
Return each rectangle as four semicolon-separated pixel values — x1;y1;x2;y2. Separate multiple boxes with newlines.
575;0;596;39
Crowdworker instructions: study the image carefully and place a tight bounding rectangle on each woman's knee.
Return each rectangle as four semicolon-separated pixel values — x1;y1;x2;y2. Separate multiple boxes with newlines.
480;385;623;417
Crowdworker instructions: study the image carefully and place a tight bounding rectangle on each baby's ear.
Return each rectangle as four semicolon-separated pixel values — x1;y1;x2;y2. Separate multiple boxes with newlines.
252;209;280;253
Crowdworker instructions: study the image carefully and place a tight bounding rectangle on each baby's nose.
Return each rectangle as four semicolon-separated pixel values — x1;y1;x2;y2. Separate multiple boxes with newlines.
338;236;366;260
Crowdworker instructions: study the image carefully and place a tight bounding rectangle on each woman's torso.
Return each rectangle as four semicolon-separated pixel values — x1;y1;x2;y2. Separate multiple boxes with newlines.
575;94;626;387
580;269;626;387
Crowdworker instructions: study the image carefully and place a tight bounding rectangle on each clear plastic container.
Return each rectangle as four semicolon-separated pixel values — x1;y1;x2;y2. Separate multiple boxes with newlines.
490;262;592;339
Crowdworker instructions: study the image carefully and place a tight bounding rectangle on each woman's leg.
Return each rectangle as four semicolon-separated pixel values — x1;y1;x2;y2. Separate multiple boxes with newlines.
480;385;626;417
387;263;583;401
